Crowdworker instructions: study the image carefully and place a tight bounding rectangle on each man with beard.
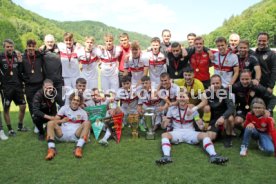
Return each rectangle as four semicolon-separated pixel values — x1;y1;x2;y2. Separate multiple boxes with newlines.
232;70;276;132
32;79;58;140
40;34;64;106
255;32;276;94
237;40;261;85
0;39;26;135
166;42;189;84
203;75;235;147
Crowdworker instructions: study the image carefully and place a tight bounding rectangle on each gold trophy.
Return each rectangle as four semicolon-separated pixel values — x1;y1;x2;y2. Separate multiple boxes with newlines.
127;113;139;138
144;107;156;140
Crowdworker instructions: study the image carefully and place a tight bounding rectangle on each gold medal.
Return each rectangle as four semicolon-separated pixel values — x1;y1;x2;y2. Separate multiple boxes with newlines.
195;68;199;72
10;71;13;76
31;69;34;74
175;71;178;75
245;105;250;109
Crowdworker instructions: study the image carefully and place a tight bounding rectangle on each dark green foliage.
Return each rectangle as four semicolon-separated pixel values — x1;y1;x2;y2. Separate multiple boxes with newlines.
203;0;276;48
0;0;152;52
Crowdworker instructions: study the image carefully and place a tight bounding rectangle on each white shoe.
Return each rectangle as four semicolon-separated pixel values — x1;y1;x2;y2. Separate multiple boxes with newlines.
240;145;248;156
0;130;9;140
99;139;108;146
34;126;39;134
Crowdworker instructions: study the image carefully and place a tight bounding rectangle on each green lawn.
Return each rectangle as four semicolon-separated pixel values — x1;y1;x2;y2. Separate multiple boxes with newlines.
0;112;276;184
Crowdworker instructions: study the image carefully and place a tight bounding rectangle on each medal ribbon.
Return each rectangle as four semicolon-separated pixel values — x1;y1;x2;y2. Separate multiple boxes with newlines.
178;105;188;124
5;52;14;74
27;53;36;72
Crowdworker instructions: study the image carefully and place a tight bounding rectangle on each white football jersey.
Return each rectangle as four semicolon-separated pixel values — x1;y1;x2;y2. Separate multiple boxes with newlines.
99;46;122;77
57;105;88;124
166;106;198;130
124;52;149;85
58;43;80;78
77;47;101;79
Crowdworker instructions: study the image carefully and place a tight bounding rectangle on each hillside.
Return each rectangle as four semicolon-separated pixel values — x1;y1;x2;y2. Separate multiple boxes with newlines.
203;0;276;48
0;0;151;51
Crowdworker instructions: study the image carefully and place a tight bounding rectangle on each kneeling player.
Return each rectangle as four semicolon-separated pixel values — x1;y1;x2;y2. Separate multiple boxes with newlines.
45;93;91;160
156;92;228;165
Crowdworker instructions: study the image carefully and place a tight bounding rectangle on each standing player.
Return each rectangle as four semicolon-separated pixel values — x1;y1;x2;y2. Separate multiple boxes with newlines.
21;39;44;129
186;33;197;48
41;34;64;106
118;33;131;87
160;29;172;58
166;42;188;83
0;39;26;135
156;91;229;165
58;32;80;88
123;41;149;90
228;33;240;54
99;33;122;92
188;37;212;89
255;32;276;94
146;37;167;89
212;37;239;88
45;93;91;160
78;36;101;89
237;40;261;85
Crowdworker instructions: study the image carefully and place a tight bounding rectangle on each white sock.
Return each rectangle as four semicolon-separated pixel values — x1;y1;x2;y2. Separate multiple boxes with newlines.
203;137;216;156
102;129;111;141
48;142;55;149
76;138;85;148
161;138;171;156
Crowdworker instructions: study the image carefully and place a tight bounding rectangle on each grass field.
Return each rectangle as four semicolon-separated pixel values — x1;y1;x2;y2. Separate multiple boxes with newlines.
1;112;276;184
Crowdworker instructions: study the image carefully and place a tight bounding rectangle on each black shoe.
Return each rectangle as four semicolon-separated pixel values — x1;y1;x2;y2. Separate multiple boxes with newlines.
156;156;173;165
18;126;29;132
8;129;16;136
209;155;229;165
224;135;232;148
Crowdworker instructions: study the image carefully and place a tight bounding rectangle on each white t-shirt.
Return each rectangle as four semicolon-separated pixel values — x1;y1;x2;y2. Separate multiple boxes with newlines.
146;51;167;84
77;47;101;79
124;52;149;85
99;46;122;77
212;52;238;87
58;43;80;78
57;105;88;124
166;106;198;130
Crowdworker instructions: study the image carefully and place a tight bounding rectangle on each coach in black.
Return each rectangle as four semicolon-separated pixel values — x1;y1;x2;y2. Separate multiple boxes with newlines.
0;39;27;136
255;32;276;93
40;34;64;106
21;39;44;126
32;79;58;140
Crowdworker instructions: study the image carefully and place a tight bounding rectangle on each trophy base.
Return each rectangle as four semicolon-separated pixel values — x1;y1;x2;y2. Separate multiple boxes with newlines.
132;132;139;139
146;132;155;140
